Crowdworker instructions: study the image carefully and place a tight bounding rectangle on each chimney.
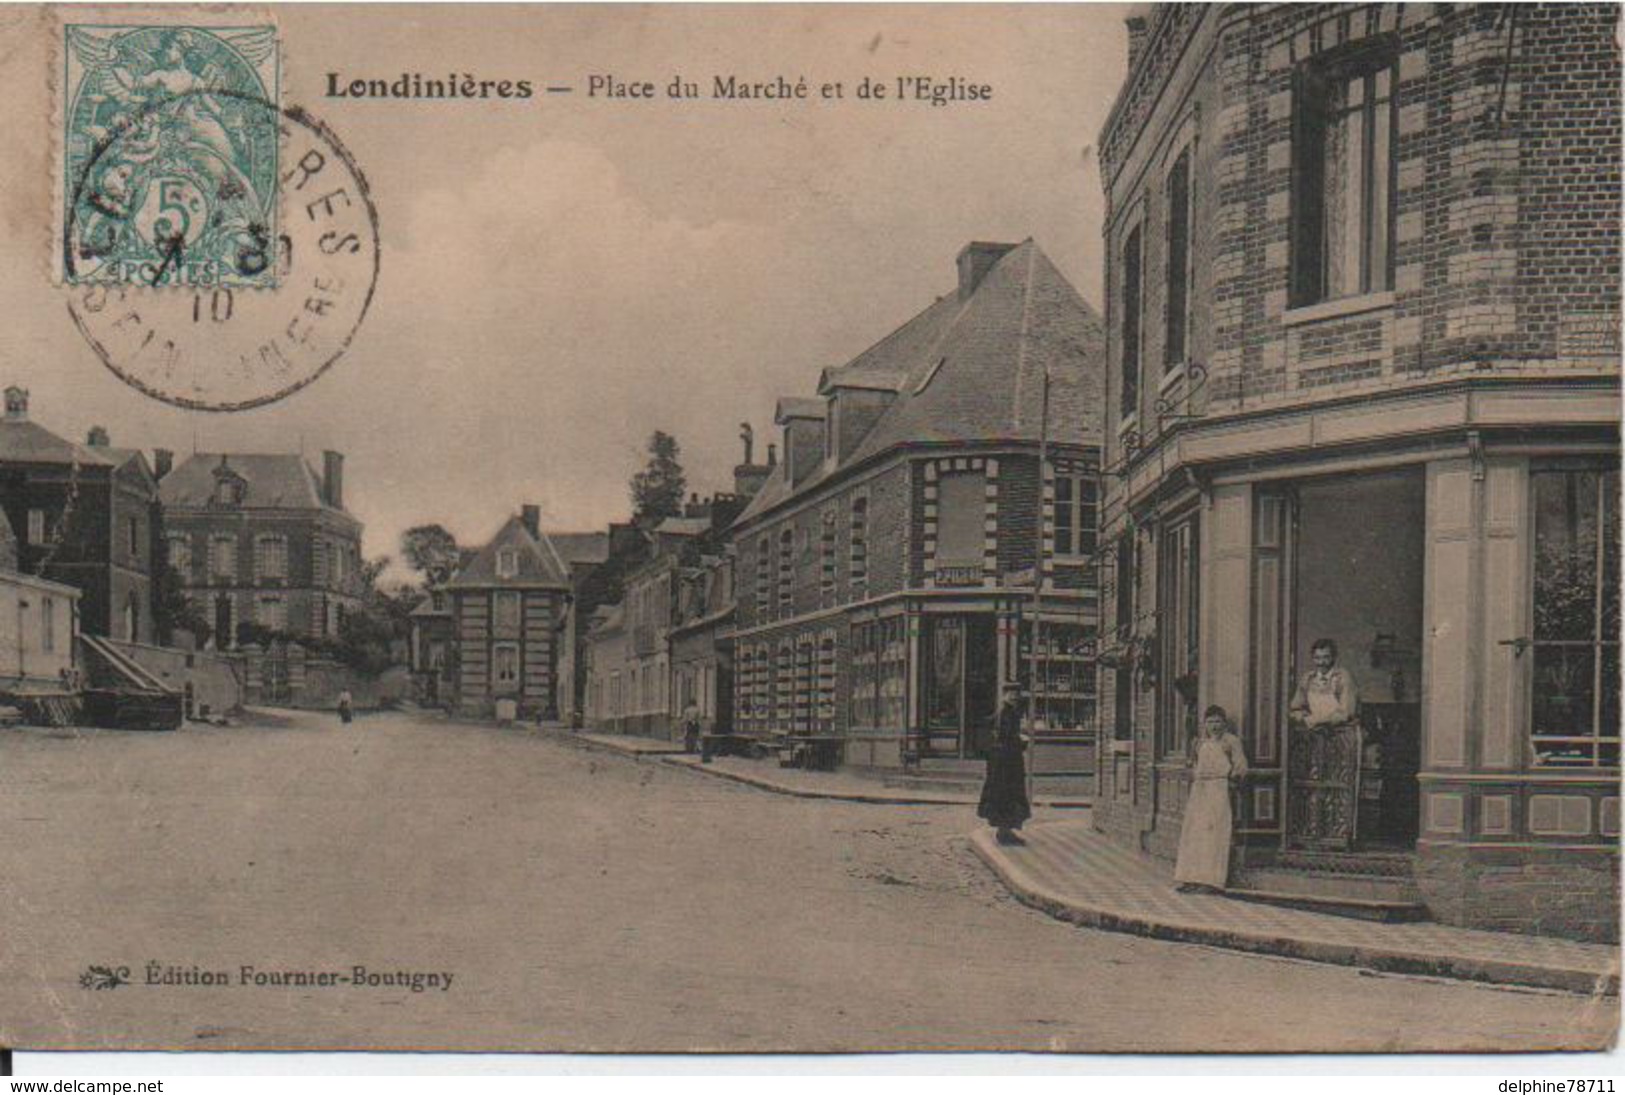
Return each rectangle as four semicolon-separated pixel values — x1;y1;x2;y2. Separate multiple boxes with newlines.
86;425;110;447
740;422;755;466
154;448;174;480
4;387;28;422
1125;13;1149;70
767;442;778;467
322;450;344;509
956;241;1018;299
521;504;541;538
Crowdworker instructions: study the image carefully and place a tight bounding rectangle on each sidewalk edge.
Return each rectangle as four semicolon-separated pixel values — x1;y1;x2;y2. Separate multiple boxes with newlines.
968;828;1620;997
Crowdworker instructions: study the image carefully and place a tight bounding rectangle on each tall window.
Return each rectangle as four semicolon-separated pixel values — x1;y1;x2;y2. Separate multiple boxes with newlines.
167;535;192;578
1120;224;1144;421
127;516;140;558
26;509;44;544
849;495;869;592
820;510;837;604
256;535;288;581
936;471;985;567
777;528;794;614
1054;470;1099;559
1157;517;1201;758
494;590;522;631
1292;43;1397;306
41;595;54;653
1164;146;1194;366
494;644;520;688
755;537;770;617
496;547;519;580
211;536;238;581
1530;467;1620;768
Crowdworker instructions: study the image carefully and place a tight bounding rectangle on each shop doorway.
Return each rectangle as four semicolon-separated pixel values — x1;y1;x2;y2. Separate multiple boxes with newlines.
921;615;999;759
1253;468;1425;851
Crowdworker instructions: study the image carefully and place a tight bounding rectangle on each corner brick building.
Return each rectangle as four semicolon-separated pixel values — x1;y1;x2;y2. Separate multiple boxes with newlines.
1093;3;1619;940
730;240;1107;774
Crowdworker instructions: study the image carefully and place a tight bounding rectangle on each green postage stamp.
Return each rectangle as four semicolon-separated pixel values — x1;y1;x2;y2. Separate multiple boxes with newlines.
62;23;280;288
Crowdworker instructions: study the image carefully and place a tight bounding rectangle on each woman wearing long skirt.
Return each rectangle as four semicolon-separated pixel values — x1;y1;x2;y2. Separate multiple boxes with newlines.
1174;704;1248;892
978;683;1031;845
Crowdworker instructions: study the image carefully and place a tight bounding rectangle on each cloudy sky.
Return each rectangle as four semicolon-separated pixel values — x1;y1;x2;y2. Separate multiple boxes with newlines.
0;4;1129;569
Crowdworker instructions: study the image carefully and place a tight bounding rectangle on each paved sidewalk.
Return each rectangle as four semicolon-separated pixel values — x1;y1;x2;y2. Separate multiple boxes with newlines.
971;819;1621;996
662;753;977;805
574;731;687;756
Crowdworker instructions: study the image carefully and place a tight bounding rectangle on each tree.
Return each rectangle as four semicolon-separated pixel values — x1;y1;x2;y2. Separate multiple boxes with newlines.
630;430;686;525
153;562;212;648
399;524;462;585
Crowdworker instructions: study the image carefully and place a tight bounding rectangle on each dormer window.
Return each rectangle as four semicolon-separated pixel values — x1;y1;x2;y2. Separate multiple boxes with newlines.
496;547;520;580
214;477;244;506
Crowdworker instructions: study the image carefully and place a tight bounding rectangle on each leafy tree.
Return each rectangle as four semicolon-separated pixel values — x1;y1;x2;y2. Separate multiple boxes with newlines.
630;430;686;525
154;563;212;648
400;524;462;585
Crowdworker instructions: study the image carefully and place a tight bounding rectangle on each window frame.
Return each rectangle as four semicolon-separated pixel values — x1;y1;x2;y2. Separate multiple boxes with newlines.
1119;221;1145;424
1290;37;1400;308
1164;143;1195;369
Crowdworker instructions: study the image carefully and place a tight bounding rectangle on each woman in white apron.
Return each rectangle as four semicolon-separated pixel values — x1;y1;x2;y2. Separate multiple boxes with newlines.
1174;704;1248;892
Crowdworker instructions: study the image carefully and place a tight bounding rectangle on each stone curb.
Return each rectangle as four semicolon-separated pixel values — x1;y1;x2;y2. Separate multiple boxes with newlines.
968;828;1620;997
550;728;1092;808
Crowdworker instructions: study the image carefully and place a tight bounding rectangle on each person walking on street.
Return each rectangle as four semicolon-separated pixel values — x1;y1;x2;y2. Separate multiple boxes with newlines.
978;682;1031;846
337;688;354;725
680;703;702;755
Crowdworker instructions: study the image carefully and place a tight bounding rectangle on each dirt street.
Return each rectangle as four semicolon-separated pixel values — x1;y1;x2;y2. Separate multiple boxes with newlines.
0;710;1614;1053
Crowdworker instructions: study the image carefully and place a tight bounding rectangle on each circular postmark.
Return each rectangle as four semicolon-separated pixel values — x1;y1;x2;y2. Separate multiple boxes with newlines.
64;90;380;412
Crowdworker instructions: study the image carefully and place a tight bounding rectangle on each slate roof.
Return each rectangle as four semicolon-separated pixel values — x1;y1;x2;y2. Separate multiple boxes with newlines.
735;239;1105;526
0;420;118;467
159;453;342;511
547;531;610;567
445;514;572;591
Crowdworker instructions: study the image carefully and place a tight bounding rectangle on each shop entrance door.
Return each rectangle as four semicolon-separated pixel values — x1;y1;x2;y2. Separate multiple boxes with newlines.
1255;469;1425;851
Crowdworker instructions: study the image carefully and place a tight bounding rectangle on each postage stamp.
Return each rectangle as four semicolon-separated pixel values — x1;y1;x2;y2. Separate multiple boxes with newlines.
62;23;280;289
64;99;381;411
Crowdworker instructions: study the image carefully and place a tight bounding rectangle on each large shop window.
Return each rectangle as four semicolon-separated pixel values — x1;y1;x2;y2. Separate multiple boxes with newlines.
1291;40;1397;306
1119;224;1144;421
1112;532;1136;742
1531;467;1621;768
1157;516;1201;758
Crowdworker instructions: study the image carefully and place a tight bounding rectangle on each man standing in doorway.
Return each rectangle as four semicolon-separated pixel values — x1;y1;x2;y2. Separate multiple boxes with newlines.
1289;638;1360;729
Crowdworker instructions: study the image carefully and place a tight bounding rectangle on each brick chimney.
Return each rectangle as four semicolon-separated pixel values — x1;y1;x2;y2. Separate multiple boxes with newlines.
767;442;778;467
520;504;541;538
86;426;110;447
153;449;174;480
956;241;1018;299
322;450;344;509
3;387;27;422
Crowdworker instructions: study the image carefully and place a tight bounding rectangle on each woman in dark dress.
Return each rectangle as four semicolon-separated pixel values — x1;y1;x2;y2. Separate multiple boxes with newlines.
978;683;1031;845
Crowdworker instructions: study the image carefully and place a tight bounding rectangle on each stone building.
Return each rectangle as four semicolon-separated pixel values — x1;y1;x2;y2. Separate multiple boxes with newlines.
670;552;736;737
444;505;574;720
1092;3;1619;939
0;387;160;644
158;449;364;706
730;240;1107;773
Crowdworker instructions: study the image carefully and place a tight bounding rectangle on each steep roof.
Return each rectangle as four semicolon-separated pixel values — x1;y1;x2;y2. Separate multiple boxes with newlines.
445;514;572;591
159;452;342;511
736;240;1104;526
0;420;118;467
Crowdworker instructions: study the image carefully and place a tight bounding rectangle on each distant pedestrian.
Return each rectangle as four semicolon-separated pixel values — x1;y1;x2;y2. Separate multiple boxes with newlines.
680;703;702;755
1173;704;1249;893
337;688;354;725
977;682;1031;845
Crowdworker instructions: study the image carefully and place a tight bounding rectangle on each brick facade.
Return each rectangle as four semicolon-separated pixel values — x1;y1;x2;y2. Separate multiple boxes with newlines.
1094;3;1620;941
